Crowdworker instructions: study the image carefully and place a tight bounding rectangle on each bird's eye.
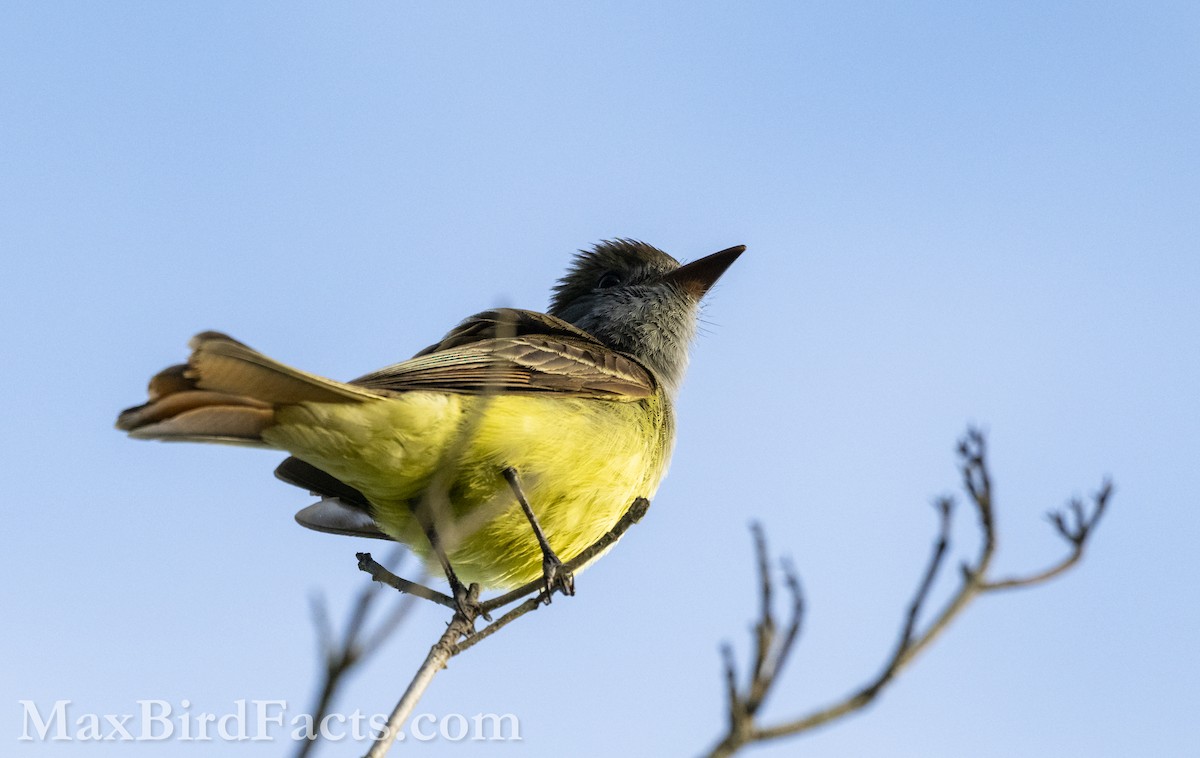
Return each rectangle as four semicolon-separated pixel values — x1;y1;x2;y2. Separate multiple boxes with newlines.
597;272;623;289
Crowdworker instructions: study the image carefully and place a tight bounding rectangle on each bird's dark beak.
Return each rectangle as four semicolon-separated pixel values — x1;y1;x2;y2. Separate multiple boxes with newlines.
664;245;745;299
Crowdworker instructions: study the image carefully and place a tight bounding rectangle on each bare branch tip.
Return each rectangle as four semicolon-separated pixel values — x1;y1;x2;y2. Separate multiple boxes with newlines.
749;521;768;548
959;561;976;583
957;427;988;469
933;495;955;520
779;555;800;583
721;642;740;700
629;496;651;522
1092;479;1114;521
721;641;736;668
1070;497;1086;526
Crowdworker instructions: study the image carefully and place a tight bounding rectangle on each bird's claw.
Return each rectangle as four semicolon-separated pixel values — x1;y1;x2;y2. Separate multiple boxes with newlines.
541;556;575;603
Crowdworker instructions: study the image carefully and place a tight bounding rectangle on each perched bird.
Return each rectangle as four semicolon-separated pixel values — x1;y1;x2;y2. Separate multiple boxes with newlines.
117;240;742;598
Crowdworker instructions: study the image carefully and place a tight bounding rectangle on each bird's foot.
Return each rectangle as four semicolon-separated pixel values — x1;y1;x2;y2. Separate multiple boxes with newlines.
451;582;487;625
540;555;575;604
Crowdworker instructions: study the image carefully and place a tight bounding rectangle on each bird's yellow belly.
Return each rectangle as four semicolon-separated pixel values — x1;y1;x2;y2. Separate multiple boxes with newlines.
265;391;671;589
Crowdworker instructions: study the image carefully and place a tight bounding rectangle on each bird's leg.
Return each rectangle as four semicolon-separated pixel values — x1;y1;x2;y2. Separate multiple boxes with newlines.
406;501;484;623
502;467;575;602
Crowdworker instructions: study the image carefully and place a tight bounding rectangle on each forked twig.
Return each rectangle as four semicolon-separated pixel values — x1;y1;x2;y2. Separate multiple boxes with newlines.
720;525;805;745
294;549;419;758
706;428;1113;757
360;496;651;757
980;479;1112;591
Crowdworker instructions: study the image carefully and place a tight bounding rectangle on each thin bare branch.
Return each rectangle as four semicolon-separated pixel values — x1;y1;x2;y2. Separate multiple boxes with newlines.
453;595;545;655
722;642;740;732
365;584;481;758
707;527;807;758
897;498;954;653
309;592;335;663
361;496;652;756
747;523;776;711
296;550;418;758
979;478;1112;591
704;428;1113;757
770;559;804;688
356;553;456;610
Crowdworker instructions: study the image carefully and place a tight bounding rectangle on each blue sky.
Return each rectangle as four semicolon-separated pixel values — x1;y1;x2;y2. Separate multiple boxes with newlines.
3;2;1197;756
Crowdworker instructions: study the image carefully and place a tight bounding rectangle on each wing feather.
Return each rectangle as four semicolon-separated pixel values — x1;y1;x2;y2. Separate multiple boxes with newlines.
351;309;654;399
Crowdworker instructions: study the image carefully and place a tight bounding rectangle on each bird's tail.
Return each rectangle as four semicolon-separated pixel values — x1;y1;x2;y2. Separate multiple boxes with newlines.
116;331;380;445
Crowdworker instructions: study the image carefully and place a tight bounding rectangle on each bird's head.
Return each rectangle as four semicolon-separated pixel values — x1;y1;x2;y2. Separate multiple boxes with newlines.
549;239;743;395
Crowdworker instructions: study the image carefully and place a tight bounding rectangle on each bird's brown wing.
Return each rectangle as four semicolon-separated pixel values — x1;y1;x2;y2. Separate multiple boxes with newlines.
411;308;599;355
351;308;655;399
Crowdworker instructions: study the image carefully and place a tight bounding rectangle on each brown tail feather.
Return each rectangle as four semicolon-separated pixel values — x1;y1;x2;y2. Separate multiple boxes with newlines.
186;331;379;404
124;404;276;445
117;331;380;445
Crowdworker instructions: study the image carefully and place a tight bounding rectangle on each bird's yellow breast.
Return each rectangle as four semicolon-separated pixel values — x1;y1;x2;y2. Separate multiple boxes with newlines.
263;390;673;589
